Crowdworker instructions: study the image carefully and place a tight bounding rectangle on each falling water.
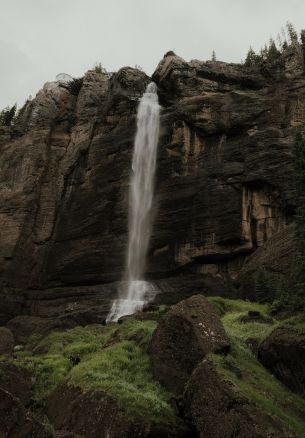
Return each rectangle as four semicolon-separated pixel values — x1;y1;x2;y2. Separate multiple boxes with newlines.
106;82;160;322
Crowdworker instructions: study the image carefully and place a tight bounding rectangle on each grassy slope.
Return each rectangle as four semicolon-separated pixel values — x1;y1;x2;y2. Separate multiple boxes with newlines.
0;319;174;425
208;297;305;437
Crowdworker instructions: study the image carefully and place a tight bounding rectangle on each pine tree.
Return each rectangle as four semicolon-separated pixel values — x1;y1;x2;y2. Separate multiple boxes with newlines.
281;26;288;50
286;21;298;43
0;104;17;126
267;38;281;62
255;269;273;302
260;44;268;61
244;47;257;66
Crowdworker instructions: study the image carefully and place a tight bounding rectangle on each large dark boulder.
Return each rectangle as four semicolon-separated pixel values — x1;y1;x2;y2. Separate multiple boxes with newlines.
183;358;293;438
258;325;305;395
0;388;51;438
0;327;14;354
149;295;229;394
47;383;191;438
0;363;31;406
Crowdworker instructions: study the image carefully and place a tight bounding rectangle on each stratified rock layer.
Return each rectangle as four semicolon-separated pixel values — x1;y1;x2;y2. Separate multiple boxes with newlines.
1;48;305;322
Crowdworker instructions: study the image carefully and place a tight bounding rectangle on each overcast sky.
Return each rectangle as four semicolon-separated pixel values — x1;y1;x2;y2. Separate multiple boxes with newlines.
1;0;305;108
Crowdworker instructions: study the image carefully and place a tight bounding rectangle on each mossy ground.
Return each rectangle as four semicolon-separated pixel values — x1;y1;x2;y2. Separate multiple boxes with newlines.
208;296;305;437
0;317;174;425
1;298;305;434
208;296;276;343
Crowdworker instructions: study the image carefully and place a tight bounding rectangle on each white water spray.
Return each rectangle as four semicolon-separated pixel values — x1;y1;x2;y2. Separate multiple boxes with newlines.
106;82;160;322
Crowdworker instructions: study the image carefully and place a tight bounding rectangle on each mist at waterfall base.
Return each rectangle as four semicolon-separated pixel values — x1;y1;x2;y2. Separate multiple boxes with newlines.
106;83;160;323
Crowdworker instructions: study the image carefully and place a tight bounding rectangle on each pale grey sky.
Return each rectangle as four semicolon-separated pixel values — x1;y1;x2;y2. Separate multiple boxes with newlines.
1;0;305;107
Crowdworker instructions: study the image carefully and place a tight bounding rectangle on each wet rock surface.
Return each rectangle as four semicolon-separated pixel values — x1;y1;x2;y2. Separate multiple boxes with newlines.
149;295;229;394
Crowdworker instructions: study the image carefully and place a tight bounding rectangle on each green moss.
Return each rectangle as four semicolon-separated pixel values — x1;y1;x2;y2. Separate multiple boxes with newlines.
208;297;275;344
280;314;305;333
28;319;157;356
208;296;268;315
68;340;174;423
211;341;305;437
4;318;171;424
207;297;305;436
11;353;71;406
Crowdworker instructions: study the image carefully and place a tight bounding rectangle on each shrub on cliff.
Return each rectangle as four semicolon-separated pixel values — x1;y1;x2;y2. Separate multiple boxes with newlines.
0;104;17;126
93;62;107;74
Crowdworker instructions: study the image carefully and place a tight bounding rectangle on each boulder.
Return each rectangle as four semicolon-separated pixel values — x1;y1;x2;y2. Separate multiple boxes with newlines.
0;362;31;406
149;295;229;394
183;358;292;438
47;383;191;438
0;326;14;354
0;388;51;438
258;325;305;395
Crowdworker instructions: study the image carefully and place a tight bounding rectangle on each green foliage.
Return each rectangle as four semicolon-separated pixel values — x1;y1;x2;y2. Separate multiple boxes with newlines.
93;62;107;74
252;268;290;313
0;104;17;126
244;22;301;68
63;77;84;96
208;296;268;316
244;46;262;66
286;21;298;43
5;318;173;424
267;38;281;62
13;353;71;406
281;313;305;333
69;340;174;423
209;296;274;345
208;298;305;436
254;269;275;303
244;39;281;67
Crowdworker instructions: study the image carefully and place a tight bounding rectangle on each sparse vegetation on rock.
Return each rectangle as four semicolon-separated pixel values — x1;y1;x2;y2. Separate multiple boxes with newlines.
0;104;16;126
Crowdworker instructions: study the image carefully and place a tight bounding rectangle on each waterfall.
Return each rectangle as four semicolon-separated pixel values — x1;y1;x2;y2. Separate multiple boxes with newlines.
106;82;160;323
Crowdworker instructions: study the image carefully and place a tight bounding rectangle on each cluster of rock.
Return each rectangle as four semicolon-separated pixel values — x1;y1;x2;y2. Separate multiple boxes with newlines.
1;294;305;437
148;295;304;437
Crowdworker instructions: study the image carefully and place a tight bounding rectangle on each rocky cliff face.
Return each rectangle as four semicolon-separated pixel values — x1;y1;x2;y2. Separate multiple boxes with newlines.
1;49;304;324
